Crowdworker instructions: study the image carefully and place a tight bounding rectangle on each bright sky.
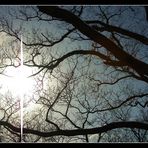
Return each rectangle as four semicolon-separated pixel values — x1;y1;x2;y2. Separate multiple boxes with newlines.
0;6;147;142
0;66;35;99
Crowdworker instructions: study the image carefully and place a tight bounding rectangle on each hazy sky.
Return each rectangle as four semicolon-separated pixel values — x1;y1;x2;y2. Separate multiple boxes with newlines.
0;6;147;142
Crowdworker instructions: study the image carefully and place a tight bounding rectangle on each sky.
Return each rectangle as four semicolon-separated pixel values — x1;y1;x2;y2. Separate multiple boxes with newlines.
0;6;147;142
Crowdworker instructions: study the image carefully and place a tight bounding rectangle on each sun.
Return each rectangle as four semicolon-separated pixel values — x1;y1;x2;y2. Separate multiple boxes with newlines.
0;66;35;99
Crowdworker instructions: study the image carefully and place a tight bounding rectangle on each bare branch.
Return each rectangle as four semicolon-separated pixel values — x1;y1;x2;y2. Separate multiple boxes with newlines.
86;20;148;45
0;121;147;137
37;6;148;80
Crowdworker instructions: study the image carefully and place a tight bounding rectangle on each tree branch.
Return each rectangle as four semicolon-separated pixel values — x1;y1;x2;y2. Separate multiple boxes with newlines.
43;50;126;72
86;20;148;45
37;6;148;80
0;121;147;137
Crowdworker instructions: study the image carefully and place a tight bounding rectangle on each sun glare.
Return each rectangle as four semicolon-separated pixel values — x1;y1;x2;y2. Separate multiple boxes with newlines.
0;66;35;98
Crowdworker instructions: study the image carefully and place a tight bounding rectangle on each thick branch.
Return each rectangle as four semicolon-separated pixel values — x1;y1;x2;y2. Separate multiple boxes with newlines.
0;121;147;137
38;6;148;79
44;50;125;72
86;20;148;45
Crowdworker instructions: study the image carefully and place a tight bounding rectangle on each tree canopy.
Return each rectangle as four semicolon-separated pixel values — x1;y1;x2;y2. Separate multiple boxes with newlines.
0;6;147;142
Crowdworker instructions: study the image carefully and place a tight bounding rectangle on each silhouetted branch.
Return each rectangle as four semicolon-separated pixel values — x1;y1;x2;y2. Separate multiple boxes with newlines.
86;20;148;45
37;6;148;81
0;121;147;137
43;50;126;71
73;93;148;114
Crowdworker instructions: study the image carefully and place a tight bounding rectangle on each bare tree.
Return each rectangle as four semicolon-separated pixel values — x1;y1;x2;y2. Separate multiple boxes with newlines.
0;6;147;142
